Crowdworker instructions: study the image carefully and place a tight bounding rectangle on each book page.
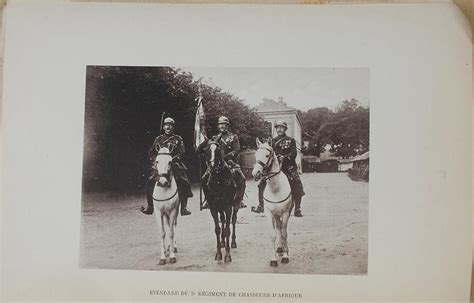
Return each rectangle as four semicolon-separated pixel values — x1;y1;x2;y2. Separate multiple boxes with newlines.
1;1;471;302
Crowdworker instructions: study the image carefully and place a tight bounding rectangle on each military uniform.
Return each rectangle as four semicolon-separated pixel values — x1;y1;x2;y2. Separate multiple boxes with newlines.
141;118;193;216
200;116;247;208
254;122;305;216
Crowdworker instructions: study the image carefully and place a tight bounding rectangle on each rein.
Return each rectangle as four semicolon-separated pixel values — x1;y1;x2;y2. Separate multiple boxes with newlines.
257;147;282;181
207;145;234;195
263;190;292;204
152;186;179;202
153;151;177;202
256;145;292;203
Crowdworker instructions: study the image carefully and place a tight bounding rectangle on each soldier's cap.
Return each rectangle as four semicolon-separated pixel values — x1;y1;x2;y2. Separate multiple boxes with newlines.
217;116;230;125
163;117;175;125
274;120;288;129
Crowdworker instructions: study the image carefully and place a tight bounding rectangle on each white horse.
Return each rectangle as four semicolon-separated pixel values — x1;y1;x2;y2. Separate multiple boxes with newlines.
152;147;179;265
252;138;293;266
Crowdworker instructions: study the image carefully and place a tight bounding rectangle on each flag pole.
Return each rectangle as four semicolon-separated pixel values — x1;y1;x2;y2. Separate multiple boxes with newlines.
159;111;166;134
195;84;204;211
199;152;203;211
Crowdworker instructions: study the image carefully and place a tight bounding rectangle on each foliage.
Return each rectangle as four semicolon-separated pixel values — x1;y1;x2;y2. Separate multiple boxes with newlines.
299;98;369;158
83;66;266;192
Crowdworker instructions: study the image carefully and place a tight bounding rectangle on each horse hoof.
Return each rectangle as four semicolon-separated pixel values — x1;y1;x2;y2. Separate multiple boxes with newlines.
173;247;178;253
276;247;283;254
225;255;232;263
158;259;166;265
270;260;278;267
215;253;222;261
281;257;289;264
231;242;237;249
169;257;177;264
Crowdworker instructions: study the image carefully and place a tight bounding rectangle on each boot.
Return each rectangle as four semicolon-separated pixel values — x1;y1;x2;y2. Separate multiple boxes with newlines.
183;180;194;198
140;179;155;215
294;196;303;217
180;197;191;216
251;185;265;213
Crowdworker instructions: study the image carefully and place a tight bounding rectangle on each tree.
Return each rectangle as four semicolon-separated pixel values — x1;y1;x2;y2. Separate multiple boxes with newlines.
298;98;369;158
298;107;333;156
83;66;267;192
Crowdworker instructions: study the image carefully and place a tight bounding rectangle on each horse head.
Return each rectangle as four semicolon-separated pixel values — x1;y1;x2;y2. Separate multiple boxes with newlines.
253;137;276;181
206;140;224;170
154;147;173;187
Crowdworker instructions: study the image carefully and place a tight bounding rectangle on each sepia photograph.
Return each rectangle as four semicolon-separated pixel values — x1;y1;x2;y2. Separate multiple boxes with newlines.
80;66;370;275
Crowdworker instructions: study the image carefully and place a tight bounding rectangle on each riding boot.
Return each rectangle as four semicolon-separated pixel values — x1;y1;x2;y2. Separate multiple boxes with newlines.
140;179;155;215
201;172;210;209
294;196;303;217
233;169;247;208
180;197;191;216
251;182;265;213
181;176;194;198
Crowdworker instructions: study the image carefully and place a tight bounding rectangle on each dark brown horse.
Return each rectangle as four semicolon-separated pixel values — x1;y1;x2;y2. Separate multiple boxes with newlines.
201;140;240;262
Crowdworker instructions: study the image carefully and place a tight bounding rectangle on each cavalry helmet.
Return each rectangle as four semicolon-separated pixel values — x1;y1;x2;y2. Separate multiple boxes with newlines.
163;117;175;125
274;120;288;129
217;116;230;125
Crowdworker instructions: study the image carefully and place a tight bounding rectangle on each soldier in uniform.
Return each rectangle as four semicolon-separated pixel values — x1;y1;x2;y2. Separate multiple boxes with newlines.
141;117;193;216
200;116;247;209
251;121;305;217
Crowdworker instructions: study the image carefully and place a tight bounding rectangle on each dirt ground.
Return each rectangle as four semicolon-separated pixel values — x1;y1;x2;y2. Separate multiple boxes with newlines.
80;172;368;275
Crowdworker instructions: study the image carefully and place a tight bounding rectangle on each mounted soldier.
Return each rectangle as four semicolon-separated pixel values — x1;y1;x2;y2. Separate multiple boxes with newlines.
199;116;247;209
252;120;305;217
141;117;193;216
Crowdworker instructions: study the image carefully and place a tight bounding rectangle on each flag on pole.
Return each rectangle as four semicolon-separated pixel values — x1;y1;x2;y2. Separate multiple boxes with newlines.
194;95;206;150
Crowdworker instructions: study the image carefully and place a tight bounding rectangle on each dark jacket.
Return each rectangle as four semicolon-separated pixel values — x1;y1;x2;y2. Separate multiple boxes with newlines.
214;131;241;165
272;134;297;169
148;133;186;169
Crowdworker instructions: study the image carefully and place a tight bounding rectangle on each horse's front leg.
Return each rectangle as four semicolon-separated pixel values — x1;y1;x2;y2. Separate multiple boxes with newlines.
224;207;232;262
158;211;167;265
211;209;222;261
280;210;290;264
173;219;178;253
219;211;226;248
231;205;238;249
269;214;278;267
168;207;178;264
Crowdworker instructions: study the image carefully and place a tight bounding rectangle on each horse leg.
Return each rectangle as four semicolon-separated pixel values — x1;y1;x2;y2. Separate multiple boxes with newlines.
276;215;283;254
168;208;178;264
280;211;290;264
211;209;222;261
269;215;278;267
219;211;226;248
158;212;167;265
274;215;283;256
231;205;238;249
173;219;178;253
224;207;232;262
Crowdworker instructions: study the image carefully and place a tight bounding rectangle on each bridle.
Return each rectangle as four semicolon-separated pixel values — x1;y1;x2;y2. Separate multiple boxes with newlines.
154;151;173;185
206;141;228;171
256;146;281;181
257;145;291;204
206;141;233;195
152;151;179;202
